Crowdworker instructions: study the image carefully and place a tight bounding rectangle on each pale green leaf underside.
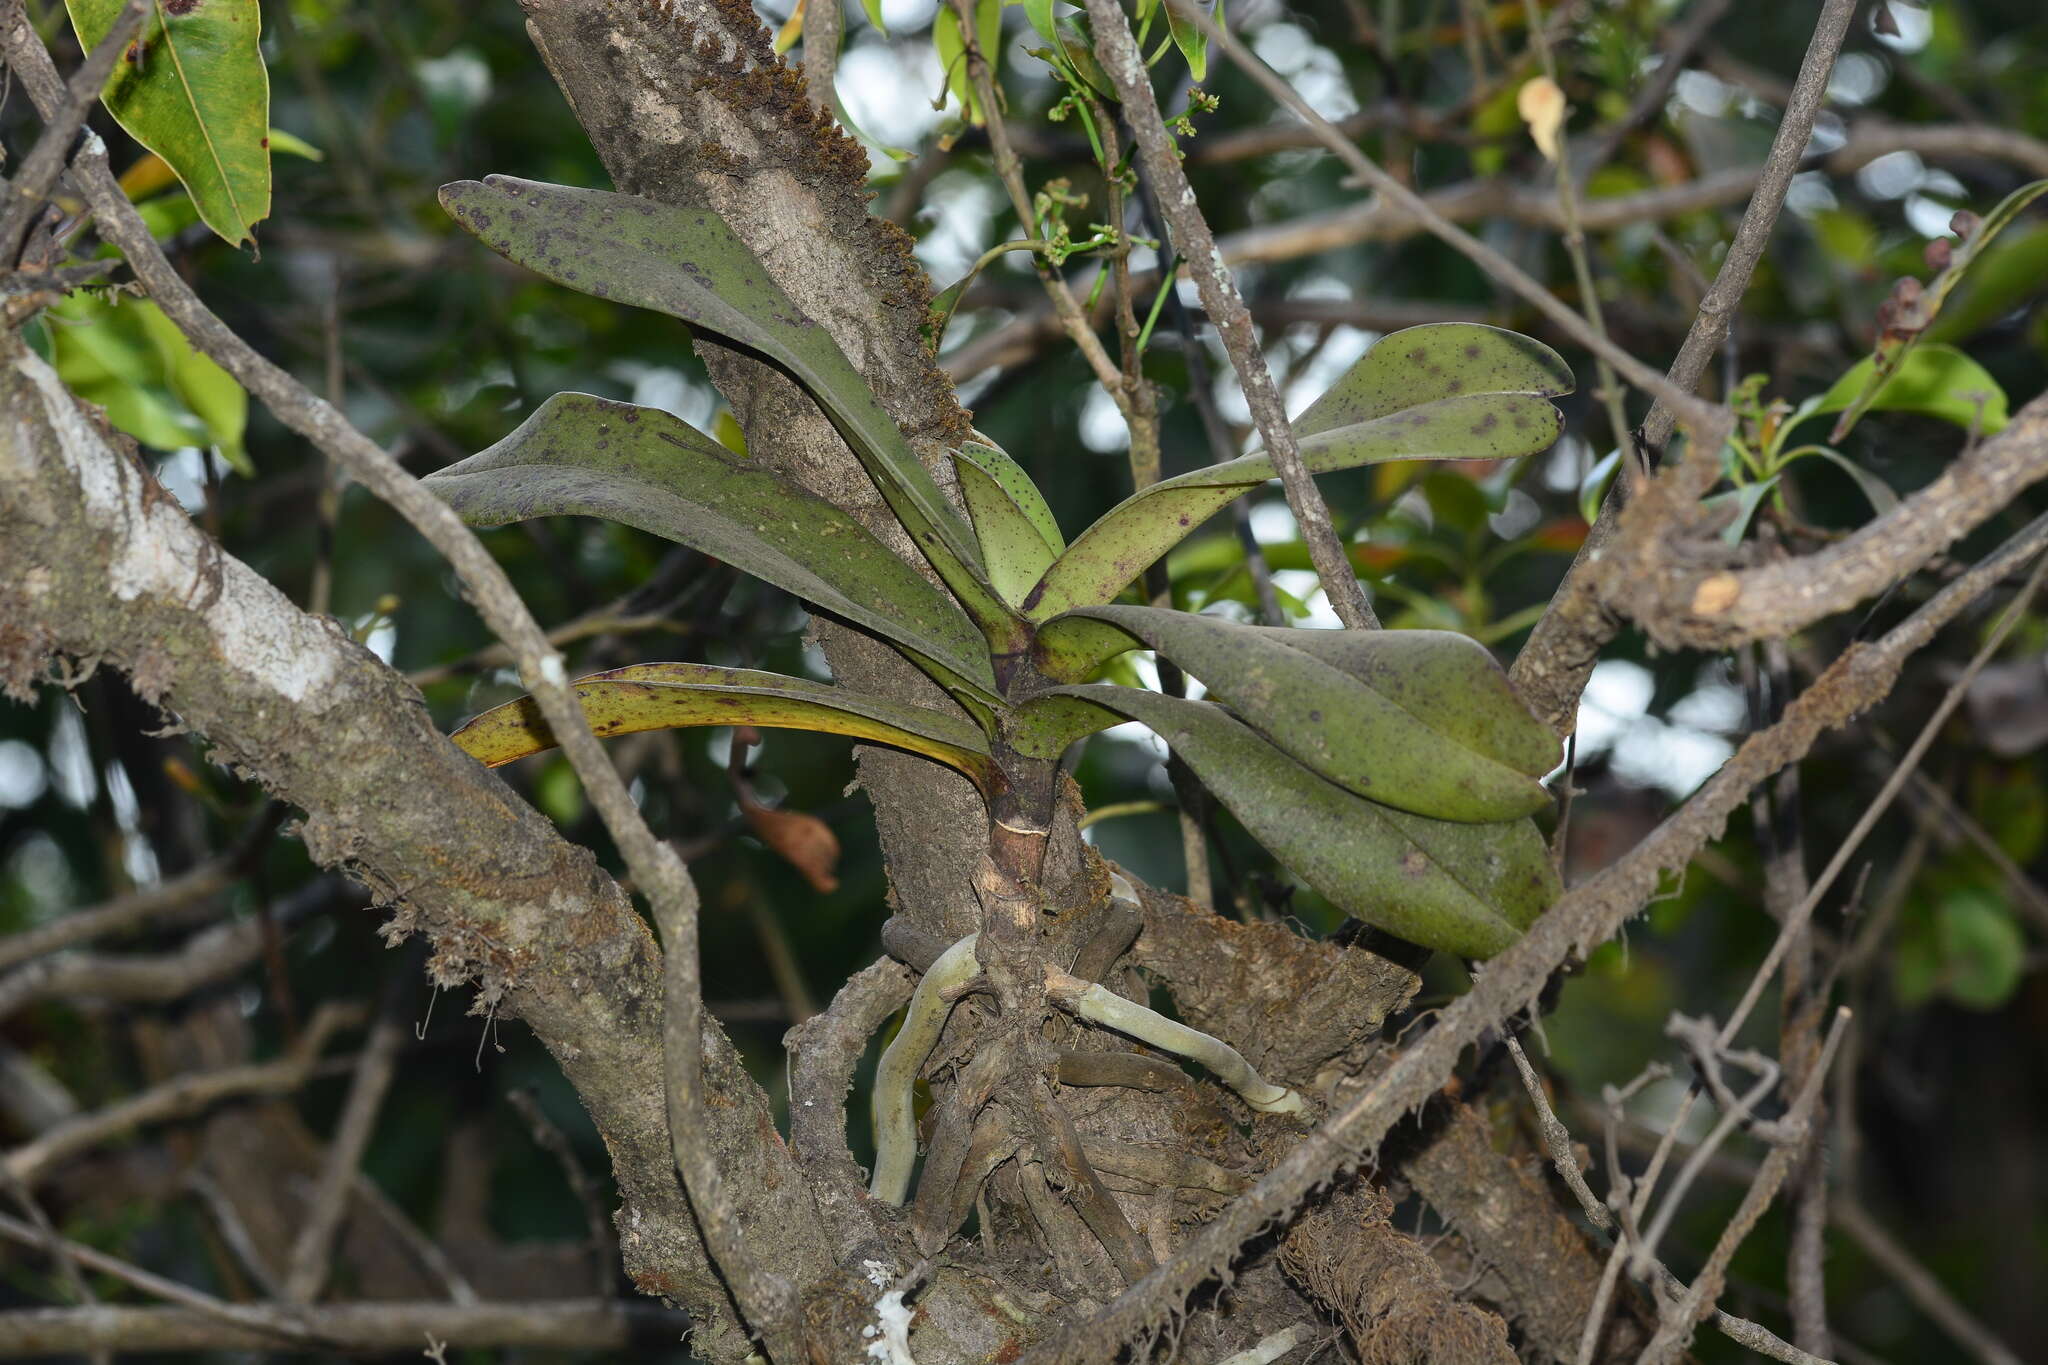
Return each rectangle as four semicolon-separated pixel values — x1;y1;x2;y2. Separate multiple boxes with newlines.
68;0;271;245
959;439;1064;554
453;662;995;788
422;392;998;701
1042;685;1558;957
1052;607;1555;822
955;444;1061;604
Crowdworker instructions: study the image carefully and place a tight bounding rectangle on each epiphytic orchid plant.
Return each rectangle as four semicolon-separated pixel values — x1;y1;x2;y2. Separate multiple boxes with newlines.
427;174;1573;963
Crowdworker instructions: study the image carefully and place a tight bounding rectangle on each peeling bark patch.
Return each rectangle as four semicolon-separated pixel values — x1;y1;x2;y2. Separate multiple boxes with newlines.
10;347;342;705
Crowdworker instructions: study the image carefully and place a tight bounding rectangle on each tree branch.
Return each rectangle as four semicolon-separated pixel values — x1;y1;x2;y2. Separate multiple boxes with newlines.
1016;492;2048;1365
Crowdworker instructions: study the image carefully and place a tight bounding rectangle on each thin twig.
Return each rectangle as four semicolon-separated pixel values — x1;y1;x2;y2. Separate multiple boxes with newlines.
283;974;413;1301
2;1002;362;1185
0;1166;110;1365
1637;1008;1853;1363
507;1088;619;1299
0;0;145;263
800;0;841;115
1519;0;1635;471
1504;1035;1608;1228
0;857;235;974
1830;1199;2025;1365
949;0;1125;401
1087;0;1377;629
0;1297;687;1356
1164;0;1722;436
0;1210;316;1345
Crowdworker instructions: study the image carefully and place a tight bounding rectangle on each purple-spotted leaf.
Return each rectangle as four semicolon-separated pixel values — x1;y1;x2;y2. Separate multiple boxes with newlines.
1049;606;1554;822
436;177;1017;642
423;393;998;705
452;662;996;791
1291;323;1573;439
954;441;1061;604
1024;325;1569;620
1047;686;1558;957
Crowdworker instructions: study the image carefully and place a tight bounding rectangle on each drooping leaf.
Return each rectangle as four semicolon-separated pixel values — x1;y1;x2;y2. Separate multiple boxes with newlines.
423;392;999;704
67;0;271;246
1042;606;1554;820
1023;0;1059;44
1829;179;2048;441
451;662;997;791
934;0;1003;124
1051;16;1118;99
1163;0;1209;81
436;177;1012;640
1783;447;1900;519
1045;686;1559;957
1797;343;2010;437
1025;374;1566;620
46;290;249;473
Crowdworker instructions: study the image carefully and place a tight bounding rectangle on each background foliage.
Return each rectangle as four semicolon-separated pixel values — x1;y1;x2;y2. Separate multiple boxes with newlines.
4;0;2048;1358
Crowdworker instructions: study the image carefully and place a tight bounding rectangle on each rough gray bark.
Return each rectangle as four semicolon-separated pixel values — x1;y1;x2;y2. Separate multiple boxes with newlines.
0;334;814;1361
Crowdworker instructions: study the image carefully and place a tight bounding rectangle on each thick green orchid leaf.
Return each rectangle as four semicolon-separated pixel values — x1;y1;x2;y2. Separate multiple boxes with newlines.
453;663;996;790
68;0;270;246
1051;607;1553;821
954;441;1062;604
1049;686;1558;957
1292;323;1573;440
1025;393;1564;620
1829;179;2048;442
1023;325;1569;620
436;177;1012;638
1005;691;1125;759
1242;624;1561;778
959;438;1063;554
1034;612;1148;682
423;392;999;704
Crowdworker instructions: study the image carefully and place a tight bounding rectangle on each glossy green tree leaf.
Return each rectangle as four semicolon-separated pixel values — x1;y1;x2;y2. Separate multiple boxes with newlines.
954;441;1062;604
1048;606;1553;821
1164;0;1210;82
1796;343;2010;436
452;662;996;790
67;0;270;246
436;177;1013;640
1024;325;1569;619
1046;686;1558;956
45;291;250;473
1829;178;2048;442
422;392;999;704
